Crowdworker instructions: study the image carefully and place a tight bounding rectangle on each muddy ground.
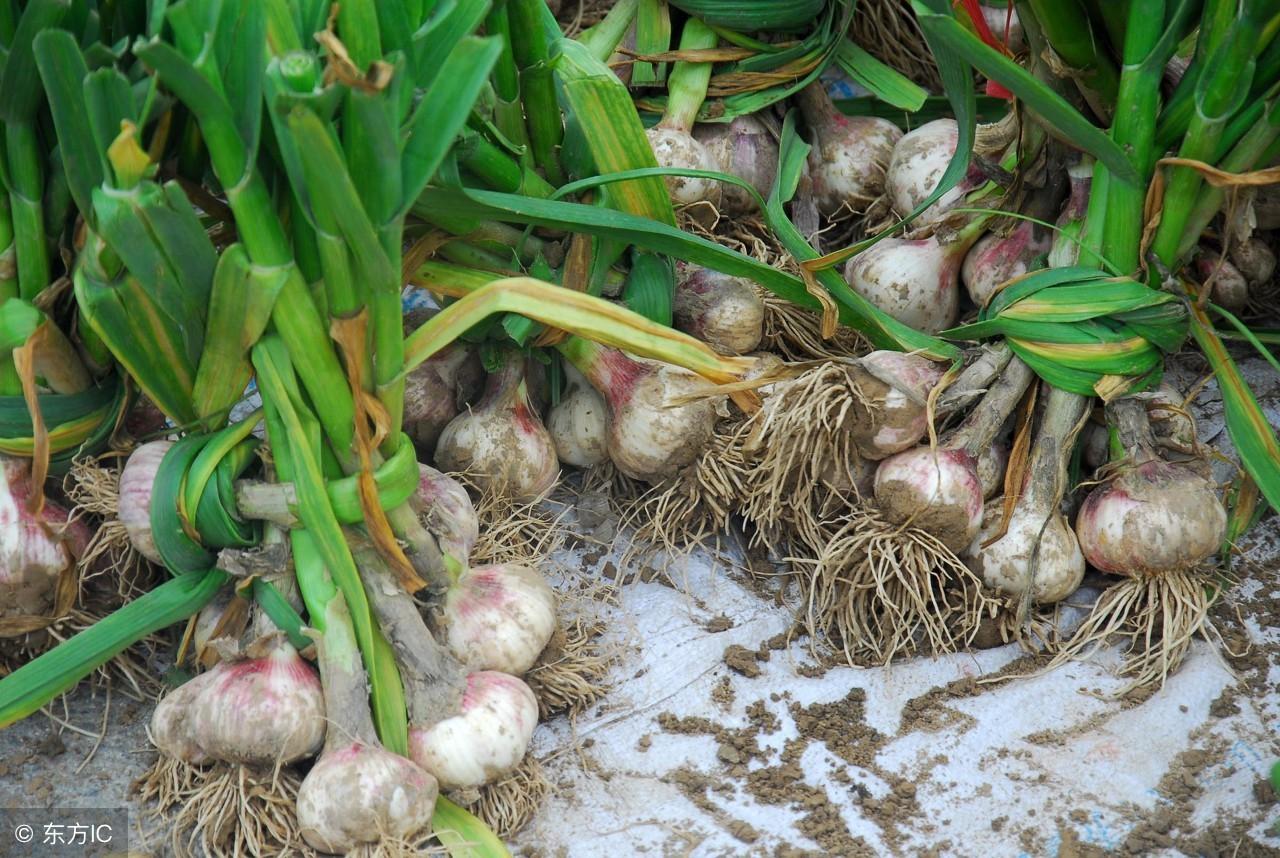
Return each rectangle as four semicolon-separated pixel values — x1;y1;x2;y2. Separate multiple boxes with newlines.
0;357;1278;857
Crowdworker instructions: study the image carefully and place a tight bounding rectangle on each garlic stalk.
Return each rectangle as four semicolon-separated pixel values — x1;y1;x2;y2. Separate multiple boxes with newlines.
645;19;722;213
435;347;559;500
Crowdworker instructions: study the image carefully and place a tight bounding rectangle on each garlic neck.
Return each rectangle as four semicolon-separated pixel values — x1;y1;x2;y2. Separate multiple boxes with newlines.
351;543;466;726
1105;396;1161;465
1019;386;1090;512
315;594;378;752
948;356;1033;457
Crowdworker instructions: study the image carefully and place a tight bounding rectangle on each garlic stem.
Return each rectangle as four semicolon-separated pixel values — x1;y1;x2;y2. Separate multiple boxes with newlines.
352;542;466;726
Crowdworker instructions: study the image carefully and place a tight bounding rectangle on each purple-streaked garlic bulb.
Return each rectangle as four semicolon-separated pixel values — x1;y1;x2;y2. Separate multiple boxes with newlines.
435;349;558;500
547;364;609;468
0;457;89;620
559;339;721;482
413;464;479;562
298;741;438;853
843;230;981;333
796;82;903;216
408;670;539;790
962;220;1051;307
151;641;326;766
845;351;947;460
674;263;764;355
190;641;325;765
976;386;1088;603
118;440;173;565
694;114;779;215
403;342;477;452
873;357;1032;551
1075;397;1226;576
438;564;557;675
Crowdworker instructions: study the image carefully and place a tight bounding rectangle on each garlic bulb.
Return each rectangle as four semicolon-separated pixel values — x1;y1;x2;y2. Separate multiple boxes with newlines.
435;349;559;500
118;440;173;565
874;356;1032;551
961;220;1051;307
875;448;984;549
1228;236;1276;286
976;386;1088;603
1194;252;1250;312
843;233;978;333
646;125;723;210
886;119;969;223
408;671;539;790
189;642;326;765
0;457;87;620
796;83;902;215
560;339;720;482
694;114;779;215
547;364;609;468
1075;397;1226;576
403;343;476;452
673;263;764;355
845;351;946;460
439;564;557;675
297;741;439;853
413;464;479;562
